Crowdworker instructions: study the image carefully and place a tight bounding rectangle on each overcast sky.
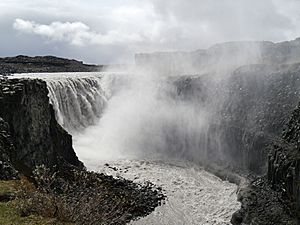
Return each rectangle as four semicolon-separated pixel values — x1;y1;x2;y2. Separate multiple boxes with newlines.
1;0;300;64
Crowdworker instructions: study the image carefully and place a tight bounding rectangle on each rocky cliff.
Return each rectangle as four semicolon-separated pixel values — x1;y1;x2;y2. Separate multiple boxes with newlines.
0;77;83;174
268;102;300;218
0;55;101;75
231;102;300;225
174;63;300;174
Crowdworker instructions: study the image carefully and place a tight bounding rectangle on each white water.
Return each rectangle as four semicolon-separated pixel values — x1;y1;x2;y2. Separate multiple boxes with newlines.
99;160;240;225
12;72;240;225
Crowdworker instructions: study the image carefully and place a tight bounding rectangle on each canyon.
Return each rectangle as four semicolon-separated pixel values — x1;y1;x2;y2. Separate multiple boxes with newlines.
0;38;300;224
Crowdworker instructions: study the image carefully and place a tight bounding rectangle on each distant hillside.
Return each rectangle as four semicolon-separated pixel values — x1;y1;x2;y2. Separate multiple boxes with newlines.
135;37;300;75
0;55;102;74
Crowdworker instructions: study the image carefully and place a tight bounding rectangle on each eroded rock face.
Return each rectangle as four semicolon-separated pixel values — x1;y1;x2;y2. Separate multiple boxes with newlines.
268;102;300;218
0;78;83;174
174;63;300;174
231;103;300;225
231;177;298;225
0;117;18;180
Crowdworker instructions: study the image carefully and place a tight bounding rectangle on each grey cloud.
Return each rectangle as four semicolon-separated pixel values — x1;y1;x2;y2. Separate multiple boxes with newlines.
13;19;143;46
149;0;296;47
1;0;300;63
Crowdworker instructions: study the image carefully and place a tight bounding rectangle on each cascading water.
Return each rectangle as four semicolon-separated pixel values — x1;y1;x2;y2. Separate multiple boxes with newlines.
47;77;106;132
13;72;121;133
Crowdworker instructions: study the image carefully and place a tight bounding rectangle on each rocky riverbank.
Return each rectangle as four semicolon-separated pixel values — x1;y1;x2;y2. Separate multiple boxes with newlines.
0;77;165;224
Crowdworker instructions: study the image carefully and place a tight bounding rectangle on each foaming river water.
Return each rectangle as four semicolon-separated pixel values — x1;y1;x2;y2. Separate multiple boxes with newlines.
87;159;240;225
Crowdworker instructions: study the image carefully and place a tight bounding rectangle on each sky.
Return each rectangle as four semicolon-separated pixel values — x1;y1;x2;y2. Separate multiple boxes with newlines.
1;0;300;64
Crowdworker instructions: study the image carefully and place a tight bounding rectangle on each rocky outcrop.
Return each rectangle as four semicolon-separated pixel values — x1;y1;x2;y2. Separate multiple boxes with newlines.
0;55;102;75
231;102;300;225
231;177;298;225
0;77;83;174
0;117;18;180
268;102;300;218
220;64;300;173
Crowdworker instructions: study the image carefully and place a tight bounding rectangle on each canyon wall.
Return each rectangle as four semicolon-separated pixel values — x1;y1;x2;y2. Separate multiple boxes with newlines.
268;102;300;218
0;77;83;175
174;63;300;174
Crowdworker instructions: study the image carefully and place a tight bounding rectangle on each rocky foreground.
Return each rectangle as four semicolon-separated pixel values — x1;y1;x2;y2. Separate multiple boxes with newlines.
0;77;165;224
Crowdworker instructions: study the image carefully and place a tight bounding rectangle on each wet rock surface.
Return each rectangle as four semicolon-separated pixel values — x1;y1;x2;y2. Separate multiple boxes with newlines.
0;55;101;75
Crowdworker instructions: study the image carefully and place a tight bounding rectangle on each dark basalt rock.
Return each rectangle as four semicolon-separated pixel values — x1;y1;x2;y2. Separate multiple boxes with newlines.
0;77;83;174
231;177;298;225
231;103;300;225
0;55;102;74
221;64;300;173
268;102;300;219
0;117;18;180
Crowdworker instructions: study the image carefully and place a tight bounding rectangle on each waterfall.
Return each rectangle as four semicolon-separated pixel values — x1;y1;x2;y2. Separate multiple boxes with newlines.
45;72;132;134
47;77;107;133
11;72;126;134
11;68;300;173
